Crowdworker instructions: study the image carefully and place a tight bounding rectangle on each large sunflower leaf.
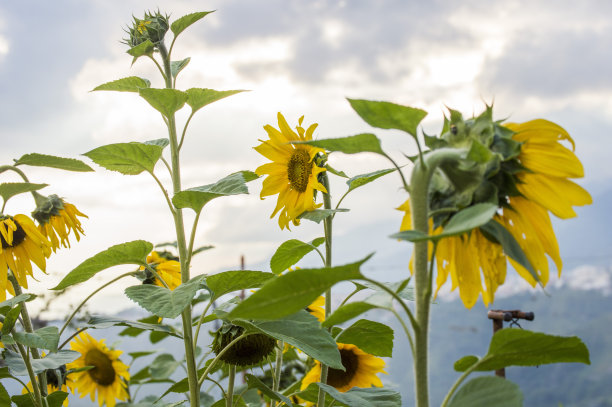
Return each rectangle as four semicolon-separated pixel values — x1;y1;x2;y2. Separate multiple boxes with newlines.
12;326;59;352
270;237;325;274
185;88;247;113
124;275;206;318
346;168;395;192
245;374;295;407
234;311;343;370
87;316;180;338
447;376;522;407
0;182;47;204
172;171;258;213
0;383;9;407
0;293;36;315
83;142;164;175
52;240;152;290
4;350;79;376
295;133;385;155
92;76;151;92
226;254;373;320
139;88;188;118
323;302;380;328
14;153;94;172
300;384;402;407
347;98;427;138
205;269;275;300
171;11;214;37
299;209;349;223
335;319;394;357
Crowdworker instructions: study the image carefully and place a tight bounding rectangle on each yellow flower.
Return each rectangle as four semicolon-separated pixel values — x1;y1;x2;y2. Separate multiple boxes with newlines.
67;332;130;407
33;195;87;252
301;343;385;393
142;251;181;290
398;119;591;308
0;321;3;348
254;112;327;230
0;214;51;301
306;295;325;323
22;361;74;407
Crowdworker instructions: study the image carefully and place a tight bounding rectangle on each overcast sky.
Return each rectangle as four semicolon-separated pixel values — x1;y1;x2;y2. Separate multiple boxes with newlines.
1;0;611;317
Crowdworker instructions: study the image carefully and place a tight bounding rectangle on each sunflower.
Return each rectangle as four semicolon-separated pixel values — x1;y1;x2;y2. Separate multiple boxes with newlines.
0;321;4;348
301;343;385;393
32;194;87;252
67;331;130;407
398;118;591;308
0;214;51;301
23;363;74;407
141;251;181;290
306;295;325;322
254;112;327;230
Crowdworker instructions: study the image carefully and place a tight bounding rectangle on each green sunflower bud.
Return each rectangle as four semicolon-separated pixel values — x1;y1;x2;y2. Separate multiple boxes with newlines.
123;10;170;48
211;324;276;366
31;194;64;225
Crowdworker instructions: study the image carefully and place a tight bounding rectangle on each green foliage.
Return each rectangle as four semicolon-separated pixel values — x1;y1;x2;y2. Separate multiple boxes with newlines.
185;88;246;113
227;255;372;320
0;383;9;407
12;326;59;352
347;98;427;138
52;240;152;290
14;153;94;172
1;304;22;335
92;76;151;92
335;319;394;357
125;275;206;318
87;316;180;338
172;171;258;213
447;377;522;407
0;293;36;314
170;11;214;37
0;182;47;204
150;354;182;380
298;133;385;155
83;142;164;175
127;39;155;62
4;350;79;376
205;269;275;300
323;302;380;327
270;237;325;274
139;88;188;118
299;209;349;223
299;383;402;407
244;374;295;406
171;58;190;79
346;168;395;192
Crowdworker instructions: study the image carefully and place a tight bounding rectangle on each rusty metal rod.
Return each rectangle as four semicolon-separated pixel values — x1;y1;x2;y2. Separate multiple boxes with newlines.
487;309;535;378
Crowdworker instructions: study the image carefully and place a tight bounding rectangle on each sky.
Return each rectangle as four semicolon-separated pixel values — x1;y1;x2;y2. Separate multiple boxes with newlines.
1;0;612;318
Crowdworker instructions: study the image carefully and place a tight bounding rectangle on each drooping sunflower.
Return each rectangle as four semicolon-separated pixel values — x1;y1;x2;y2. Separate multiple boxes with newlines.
0;214;51;301
301;343;385;392
254;112;327;230
141;251;181;290
398;117;592;308
32;194;87;252
67;331;130;407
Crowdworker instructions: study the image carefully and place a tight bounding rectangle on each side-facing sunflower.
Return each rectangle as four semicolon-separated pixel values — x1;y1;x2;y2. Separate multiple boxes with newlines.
141;251;181;290
301;343;385;392
254;112;327;230
398;115;591;308
32;194;87;252
67;331;130;407
0;214;51;301
23;363;74;407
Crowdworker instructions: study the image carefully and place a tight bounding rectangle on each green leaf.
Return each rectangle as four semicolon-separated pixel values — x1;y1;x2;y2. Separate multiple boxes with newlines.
205;269;275;301
13;326;59;352
83;142;164;175
92;76;151;92
0;382;9;407
170;11;214;37
210;397;246;407
447;376;522;407
52;240;152;290
172;171;258;213
226;254;372;320
0;293;36;313
0;182;47;203
467;138;495;164
87;316;180;338
45;392;69;407
128;351;157;361
453;355;479;372
299;209;349;224
245;374;295;406
235;311;342;370
460;329;591;372
139;88;188;118
326;164;349;178
124;275;206;318
314;383;402;407
390;229;430;243
171;58;190;79
297;133;385;155
270;238;325;275
150;354;181;380
127;39;155;61
480;219;539;283
2;304;22;334
11;393;35;407
185;88;246;113
144;138;170;148
347;98;427;138
14;153;93;172
346;168;395;192
4;350;79;376
322;302;380;328
335;319;393;357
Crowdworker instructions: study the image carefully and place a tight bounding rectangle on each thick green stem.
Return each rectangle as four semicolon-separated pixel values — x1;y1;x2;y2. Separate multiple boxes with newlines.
16;342;44;407
273;340;284;406
409;148;465;407
226;365;236;407
158;41;200;407
317;172;333;407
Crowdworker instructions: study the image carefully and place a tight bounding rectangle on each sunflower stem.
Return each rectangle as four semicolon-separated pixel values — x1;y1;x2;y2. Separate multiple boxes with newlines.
15;342;44;407
272;340;284;406
317;172;333;407
226;365;236;407
440;360;481;407
158;40;200;407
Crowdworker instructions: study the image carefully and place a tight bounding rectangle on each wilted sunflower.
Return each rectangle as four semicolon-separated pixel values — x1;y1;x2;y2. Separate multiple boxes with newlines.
301;343;385;392
141;251;181;290
254;112;327;230
67;332;130;407
398;118;591;308
0;214;51;301
32;194;87;252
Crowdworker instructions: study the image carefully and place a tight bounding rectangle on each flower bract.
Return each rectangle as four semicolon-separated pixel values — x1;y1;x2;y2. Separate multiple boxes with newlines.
67;332;130;407
254;112;327;230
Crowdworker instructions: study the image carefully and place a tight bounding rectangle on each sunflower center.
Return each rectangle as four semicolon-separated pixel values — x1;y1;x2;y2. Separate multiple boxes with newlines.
327;349;359;389
0;218;26;249
287;149;312;193
85;349;116;386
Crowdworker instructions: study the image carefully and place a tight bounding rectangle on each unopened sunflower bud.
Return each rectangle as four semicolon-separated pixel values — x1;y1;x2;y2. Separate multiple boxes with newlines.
212;324;276;366
124;10;170;48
